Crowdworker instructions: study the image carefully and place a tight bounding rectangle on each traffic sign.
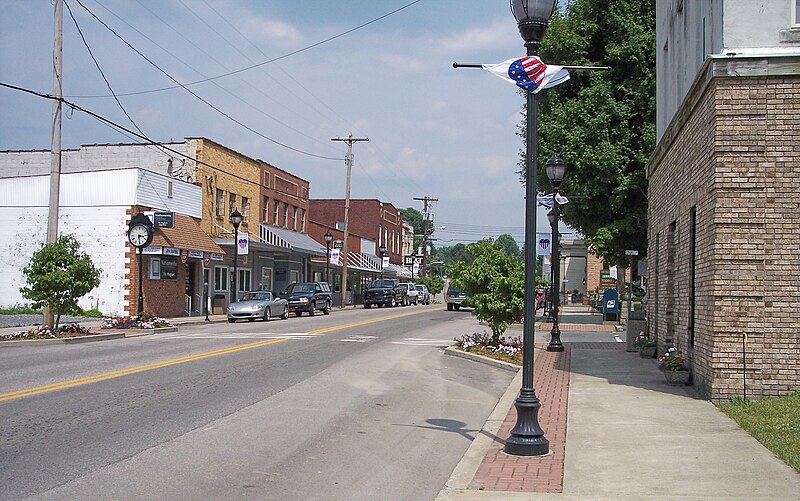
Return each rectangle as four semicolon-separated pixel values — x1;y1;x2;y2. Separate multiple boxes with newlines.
333;240;344;249
625;249;639;256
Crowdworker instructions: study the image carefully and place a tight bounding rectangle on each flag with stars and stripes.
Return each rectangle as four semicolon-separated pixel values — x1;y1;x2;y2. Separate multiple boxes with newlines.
482;56;569;93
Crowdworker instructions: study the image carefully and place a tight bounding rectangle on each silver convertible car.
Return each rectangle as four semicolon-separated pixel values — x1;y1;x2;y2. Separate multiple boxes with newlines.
227;291;289;323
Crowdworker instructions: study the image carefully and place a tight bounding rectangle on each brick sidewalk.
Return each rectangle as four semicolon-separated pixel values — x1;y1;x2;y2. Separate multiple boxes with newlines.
470;342;621;493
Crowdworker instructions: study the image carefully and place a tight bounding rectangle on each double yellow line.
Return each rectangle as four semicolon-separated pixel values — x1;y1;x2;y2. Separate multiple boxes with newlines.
0;308;434;404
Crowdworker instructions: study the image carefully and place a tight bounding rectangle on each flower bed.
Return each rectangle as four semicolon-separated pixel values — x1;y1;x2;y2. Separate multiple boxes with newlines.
1;323;93;341
100;311;172;330
454;331;522;364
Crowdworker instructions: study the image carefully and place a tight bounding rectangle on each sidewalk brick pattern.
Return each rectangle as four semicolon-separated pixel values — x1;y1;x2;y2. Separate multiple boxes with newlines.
470;342;621;493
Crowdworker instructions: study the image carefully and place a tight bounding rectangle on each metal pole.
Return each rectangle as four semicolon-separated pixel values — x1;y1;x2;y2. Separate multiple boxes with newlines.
137;248;144;314
326;243;331;284
547;196;563;352
232;226;238;304
204;281;209;321
627;256;633;320
504;76;549;457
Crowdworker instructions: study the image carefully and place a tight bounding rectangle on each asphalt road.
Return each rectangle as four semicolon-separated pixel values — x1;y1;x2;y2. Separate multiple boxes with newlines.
0;305;514;501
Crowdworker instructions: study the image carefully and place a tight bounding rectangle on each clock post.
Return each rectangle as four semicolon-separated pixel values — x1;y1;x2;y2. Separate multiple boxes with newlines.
128;213;154;314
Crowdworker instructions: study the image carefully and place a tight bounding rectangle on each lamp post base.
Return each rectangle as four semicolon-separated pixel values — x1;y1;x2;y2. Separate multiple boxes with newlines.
504;389;550;456
547;326;564;352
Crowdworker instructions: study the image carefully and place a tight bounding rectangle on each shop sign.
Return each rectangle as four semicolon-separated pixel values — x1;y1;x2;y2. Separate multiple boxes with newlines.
161;259;178;280
180;249;189;264
210;253;224;261
188;250;204;259
142;246;162;255
163;247;180;256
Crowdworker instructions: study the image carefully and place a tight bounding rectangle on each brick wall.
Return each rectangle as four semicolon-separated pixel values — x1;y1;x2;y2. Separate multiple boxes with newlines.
648;59;800;402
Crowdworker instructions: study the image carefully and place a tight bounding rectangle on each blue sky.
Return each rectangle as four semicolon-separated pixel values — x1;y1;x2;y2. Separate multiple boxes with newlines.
0;0;573;246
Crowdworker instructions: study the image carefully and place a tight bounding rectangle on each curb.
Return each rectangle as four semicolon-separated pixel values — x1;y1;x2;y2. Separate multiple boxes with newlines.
443;346;521;373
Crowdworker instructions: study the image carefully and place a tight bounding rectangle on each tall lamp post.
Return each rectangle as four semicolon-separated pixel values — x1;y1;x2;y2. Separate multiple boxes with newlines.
379;244;387;280
230;209;243;304
504;0;557;457
324;231;333;284
546;153;566;352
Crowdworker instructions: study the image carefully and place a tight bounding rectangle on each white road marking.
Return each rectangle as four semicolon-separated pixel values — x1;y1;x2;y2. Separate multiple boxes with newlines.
340;335;377;343
614;334;624;343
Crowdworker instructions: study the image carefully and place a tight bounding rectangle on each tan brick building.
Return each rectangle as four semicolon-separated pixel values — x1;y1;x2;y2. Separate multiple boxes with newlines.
649;3;800;401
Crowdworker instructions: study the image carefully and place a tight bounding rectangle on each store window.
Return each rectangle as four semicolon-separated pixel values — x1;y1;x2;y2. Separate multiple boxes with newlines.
261;267;273;291
214;266;229;292
216;189;225;216
238;269;251;294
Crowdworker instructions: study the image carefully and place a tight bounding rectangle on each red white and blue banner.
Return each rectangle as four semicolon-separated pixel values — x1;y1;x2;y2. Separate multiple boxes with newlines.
482;56;569;93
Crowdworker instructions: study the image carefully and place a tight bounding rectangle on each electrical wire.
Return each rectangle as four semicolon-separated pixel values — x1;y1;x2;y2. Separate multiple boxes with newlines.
72;0;341;161
69;0;425;99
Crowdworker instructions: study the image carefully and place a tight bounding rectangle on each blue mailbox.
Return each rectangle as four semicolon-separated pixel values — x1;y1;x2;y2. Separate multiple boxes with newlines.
602;288;620;321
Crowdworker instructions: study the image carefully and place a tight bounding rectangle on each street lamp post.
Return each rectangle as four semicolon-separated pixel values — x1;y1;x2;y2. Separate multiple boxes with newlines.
546;153;566;352
324;231;333;284
379;244;387;280
504;0;557;457
230;209;243;304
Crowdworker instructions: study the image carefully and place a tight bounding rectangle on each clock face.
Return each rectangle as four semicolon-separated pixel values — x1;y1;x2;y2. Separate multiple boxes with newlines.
128;223;151;247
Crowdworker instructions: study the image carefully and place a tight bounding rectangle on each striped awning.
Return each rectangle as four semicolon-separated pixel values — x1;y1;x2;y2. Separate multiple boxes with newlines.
259;224;326;256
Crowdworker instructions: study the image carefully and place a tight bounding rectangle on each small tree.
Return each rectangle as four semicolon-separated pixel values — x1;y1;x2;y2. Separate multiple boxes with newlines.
450;239;524;342
418;275;444;296
21;234;101;330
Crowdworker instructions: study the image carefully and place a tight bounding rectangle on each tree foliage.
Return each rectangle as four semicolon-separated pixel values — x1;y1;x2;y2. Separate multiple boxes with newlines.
418;274;444;296
449;239;524;341
20;234;102;329
494;233;521;258
519;0;655;265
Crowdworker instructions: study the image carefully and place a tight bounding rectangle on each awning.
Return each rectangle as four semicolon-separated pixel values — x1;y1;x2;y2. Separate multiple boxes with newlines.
385;264;412;278
259;224;327;257
150;214;225;255
346;252;382;273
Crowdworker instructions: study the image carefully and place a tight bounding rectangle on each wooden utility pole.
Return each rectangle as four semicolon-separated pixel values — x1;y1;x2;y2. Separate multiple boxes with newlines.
413;196;437;277
45;0;64;327
331;134;368;308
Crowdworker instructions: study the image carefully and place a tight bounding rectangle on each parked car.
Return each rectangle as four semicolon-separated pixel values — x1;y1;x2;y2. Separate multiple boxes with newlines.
227;290;289;323
446;285;467;311
363;279;402;308
396;282;419;306
279;282;332;316
415;284;430;305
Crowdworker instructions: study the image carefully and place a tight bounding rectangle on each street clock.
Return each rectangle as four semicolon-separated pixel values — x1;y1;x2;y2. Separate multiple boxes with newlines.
128;213;154;248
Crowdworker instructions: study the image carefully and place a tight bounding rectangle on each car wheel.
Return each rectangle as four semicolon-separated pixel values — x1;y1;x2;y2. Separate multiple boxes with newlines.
309;302;316;316
447;303;453;311
295;311;302;317
365;303;372;309
389;297;396;307
263;308;271;322
281;306;289;319
323;301;330;315
228;318;236;323
454;304;460;310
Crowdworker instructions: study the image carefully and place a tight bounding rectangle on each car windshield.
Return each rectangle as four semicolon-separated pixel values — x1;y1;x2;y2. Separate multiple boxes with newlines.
370;280;396;288
449;287;462;295
285;283;315;293
415;285;424;291
242;292;271;301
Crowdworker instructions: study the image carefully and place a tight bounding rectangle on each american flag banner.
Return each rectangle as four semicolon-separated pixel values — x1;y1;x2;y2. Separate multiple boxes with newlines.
482;56;569;93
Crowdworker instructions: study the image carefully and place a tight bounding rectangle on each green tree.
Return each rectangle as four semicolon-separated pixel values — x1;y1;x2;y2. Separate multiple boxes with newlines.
418;275;444;296
494;233;521;258
519;0;655;265
439;243;473;272
450;239;524;342
20;234;102;329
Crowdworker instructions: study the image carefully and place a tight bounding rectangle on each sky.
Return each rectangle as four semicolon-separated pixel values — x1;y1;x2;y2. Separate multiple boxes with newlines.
0;0;575;247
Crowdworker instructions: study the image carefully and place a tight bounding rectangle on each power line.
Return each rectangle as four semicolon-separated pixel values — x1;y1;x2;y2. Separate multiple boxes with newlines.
69;0;425;99
72;0;340;161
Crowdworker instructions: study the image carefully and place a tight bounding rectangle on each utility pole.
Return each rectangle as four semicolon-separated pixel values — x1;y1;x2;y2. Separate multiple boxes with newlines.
413;196;437;277
331;133;368;308
44;0;64;328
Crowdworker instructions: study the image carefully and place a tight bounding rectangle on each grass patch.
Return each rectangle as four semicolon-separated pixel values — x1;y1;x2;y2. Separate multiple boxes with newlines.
0;304;42;315
720;392;800;472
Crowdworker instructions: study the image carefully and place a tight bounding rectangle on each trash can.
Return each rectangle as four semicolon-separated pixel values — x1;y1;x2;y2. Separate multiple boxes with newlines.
626;310;648;352
212;294;226;315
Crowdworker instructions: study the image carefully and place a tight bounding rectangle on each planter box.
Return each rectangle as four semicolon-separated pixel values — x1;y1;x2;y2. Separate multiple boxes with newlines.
639;346;657;358
664;370;690;386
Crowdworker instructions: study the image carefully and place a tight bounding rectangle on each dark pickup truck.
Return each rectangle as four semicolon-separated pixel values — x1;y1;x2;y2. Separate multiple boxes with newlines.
363;279;403;308
279;282;332;316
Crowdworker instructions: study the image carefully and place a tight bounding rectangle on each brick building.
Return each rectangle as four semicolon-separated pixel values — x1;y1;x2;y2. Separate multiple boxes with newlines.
648;1;800;401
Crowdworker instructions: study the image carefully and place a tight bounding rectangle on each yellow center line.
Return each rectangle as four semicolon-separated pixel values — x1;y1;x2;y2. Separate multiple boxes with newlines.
0;307;439;403
0;338;285;403
307;308;435;334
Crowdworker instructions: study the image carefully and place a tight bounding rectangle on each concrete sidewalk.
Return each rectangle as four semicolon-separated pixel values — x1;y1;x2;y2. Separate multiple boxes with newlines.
438;305;800;500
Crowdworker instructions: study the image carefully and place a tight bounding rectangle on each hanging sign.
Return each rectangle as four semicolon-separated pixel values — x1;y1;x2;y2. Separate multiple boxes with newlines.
237;234;249;255
536;234;552;257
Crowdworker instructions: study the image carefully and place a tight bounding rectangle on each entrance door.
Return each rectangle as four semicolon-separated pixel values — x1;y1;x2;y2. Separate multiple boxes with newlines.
185;262;196;314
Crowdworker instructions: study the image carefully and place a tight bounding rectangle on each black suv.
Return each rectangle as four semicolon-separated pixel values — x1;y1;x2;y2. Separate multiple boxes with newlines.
280;282;332;316
363;279;403;308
